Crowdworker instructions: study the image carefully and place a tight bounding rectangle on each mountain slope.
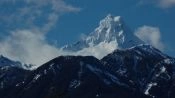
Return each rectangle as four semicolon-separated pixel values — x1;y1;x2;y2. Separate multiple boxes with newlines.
1;56;150;98
0;65;30;97
0;55;31;97
101;44;175;98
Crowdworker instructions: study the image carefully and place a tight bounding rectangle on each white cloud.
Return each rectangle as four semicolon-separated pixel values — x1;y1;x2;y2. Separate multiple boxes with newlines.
73;41;118;59
139;0;175;9
158;0;175;8
0;0;80;32
0;30;62;66
135;26;164;50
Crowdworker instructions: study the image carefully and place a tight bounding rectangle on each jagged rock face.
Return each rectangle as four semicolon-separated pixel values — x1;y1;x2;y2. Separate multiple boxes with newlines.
62;14;143;52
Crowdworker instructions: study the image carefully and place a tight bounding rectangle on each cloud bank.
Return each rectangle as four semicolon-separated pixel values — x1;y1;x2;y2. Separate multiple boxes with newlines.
0;30;62;66
135;25;164;51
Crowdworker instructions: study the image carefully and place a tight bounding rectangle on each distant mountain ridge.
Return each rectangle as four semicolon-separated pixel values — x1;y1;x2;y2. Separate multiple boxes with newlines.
0;55;34;70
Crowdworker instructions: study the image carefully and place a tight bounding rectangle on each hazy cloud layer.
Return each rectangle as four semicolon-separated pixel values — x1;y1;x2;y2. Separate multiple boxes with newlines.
135;25;164;50
139;0;175;8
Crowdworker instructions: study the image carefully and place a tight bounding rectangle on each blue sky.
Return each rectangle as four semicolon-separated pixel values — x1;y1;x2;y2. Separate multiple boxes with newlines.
0;0;175;65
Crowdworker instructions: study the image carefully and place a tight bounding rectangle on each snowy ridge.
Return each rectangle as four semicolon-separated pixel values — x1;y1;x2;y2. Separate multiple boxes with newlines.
124;44;168;58
0;55;34;70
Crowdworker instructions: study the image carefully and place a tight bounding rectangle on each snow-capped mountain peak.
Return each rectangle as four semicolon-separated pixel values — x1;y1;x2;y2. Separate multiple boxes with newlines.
63;14;143;53
98;14;122;30
87;14;143;47
86;14;124;44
